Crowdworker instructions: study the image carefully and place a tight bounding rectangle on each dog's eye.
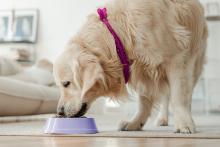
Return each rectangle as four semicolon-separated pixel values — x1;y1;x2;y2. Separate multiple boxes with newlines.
63;81;70;88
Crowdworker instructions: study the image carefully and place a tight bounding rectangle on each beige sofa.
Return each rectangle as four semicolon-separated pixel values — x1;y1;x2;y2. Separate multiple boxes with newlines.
0;57;59;116
0;77;60;116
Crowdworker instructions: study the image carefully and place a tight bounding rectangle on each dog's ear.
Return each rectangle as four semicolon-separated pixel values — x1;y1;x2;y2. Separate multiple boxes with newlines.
80;61;107;102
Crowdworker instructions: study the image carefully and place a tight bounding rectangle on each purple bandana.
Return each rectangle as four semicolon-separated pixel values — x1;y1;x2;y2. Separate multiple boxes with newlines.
97;8;130;83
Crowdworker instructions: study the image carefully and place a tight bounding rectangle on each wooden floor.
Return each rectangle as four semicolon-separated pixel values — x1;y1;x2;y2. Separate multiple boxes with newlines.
0;136;220;147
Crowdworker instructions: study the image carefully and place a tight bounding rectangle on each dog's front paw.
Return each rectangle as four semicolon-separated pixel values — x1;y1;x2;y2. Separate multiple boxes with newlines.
174;121;196;134
119;121;144;131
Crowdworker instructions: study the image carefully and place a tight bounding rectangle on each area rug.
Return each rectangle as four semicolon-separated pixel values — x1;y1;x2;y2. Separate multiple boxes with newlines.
0;114;220;139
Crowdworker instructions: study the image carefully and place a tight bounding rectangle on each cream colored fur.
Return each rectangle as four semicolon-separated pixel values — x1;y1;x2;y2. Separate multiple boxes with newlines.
54;0;208;133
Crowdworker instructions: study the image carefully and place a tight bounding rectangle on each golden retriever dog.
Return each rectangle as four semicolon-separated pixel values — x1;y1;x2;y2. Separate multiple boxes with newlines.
53;0;208;133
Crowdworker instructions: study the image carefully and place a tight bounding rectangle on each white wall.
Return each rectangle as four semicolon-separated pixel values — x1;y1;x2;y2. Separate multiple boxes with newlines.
0;0;107;62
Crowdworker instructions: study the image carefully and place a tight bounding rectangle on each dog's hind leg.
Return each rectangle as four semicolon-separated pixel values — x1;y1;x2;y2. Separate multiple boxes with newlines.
119;96;153;131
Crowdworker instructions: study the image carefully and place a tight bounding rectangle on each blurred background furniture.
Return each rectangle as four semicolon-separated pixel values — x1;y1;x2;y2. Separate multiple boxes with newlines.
0;57;59;116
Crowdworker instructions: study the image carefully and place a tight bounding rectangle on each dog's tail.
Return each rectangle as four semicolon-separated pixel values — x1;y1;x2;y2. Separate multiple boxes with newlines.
172;0;208;53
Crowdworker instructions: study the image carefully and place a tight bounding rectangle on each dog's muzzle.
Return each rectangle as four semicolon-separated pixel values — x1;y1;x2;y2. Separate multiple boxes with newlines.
57;103;88;118
71;103;88;118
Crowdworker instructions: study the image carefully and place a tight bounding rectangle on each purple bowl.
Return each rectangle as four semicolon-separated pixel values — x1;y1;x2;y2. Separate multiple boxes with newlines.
44;117;98;134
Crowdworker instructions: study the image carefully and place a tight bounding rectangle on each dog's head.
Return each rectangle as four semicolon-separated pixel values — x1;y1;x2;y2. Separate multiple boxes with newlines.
54;44;125;117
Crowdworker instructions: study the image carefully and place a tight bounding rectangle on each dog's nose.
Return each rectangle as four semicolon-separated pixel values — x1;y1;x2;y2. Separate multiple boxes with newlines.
57;106;65;116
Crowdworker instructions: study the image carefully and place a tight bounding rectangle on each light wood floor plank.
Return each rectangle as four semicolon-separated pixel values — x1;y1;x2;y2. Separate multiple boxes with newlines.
0;136;220;147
